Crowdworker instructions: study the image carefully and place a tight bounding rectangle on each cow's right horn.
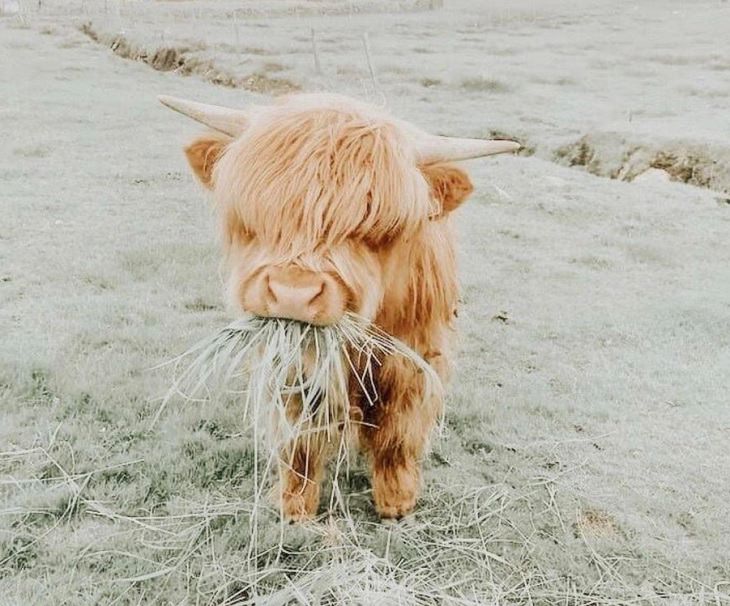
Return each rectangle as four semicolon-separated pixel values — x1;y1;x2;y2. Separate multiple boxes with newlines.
416;135;521;164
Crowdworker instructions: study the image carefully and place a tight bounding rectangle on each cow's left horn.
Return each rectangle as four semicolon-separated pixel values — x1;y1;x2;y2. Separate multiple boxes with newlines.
158;95;252;136
417;135;521;163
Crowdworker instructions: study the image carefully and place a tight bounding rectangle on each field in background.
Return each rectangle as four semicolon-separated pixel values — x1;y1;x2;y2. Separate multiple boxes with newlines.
1;1;729;604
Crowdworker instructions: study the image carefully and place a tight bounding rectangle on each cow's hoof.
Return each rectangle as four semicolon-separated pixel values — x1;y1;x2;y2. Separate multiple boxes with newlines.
282;508;315;524
280;493;316;523
285;511;314;524
375;496;417;521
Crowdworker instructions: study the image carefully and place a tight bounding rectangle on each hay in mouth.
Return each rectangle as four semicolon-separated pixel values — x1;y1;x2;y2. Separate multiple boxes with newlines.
158;313;441;452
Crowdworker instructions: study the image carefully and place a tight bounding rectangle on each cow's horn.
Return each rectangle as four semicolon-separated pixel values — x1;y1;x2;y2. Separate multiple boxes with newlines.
417;135;521;163
158;95;251;136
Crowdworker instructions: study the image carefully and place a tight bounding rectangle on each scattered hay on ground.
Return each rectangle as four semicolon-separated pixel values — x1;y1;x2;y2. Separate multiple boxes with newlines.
3;443;727;605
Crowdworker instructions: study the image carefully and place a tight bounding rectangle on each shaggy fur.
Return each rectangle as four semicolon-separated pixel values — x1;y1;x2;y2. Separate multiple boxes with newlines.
183;94;474;520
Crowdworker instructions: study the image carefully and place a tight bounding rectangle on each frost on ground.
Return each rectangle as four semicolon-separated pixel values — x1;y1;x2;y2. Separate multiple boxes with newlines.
1;1;730;604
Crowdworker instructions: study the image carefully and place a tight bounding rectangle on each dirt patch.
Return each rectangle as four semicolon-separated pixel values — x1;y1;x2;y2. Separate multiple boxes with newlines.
649;151;713;189
420;77;441;88
79;22;299;95
460;76;511;94
575;509;621;539
554;132;730;195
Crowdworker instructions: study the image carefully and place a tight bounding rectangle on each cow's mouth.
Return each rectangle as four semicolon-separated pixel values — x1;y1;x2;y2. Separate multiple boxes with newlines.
246;312;337;329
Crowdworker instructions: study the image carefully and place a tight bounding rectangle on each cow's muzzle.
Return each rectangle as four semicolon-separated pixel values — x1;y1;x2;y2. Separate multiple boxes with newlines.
242;266;347;326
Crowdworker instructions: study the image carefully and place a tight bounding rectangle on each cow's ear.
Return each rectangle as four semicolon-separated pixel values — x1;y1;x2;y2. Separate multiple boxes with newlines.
420;162;474;216
184;132;231;189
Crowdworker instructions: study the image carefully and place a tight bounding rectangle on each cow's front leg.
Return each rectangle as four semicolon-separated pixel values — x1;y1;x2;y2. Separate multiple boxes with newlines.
370;440;422;519
275;391;331;522
278;435;327;522
359;363;443;519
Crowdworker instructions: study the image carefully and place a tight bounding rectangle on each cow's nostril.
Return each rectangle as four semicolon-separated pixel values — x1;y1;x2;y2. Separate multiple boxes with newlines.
265;274;277;304
307;281;325;306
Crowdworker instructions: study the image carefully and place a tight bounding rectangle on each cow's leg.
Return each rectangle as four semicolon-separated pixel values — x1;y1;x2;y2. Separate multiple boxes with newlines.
274;391;332;522
278;434;327;522
359;358;444;519
369;436;423;520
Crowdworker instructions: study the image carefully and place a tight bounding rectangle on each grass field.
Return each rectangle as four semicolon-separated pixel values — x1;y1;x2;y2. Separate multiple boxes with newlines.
1;1;729;604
